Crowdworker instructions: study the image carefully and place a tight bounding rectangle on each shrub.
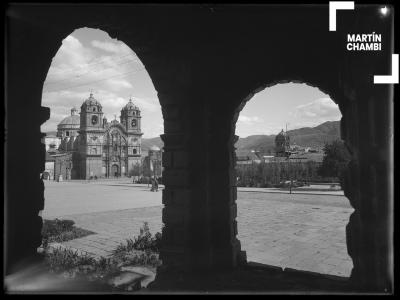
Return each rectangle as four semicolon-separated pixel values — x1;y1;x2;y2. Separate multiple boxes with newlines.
113;222;162;256
43;223;163;286
41;219;95;245
117;250;161;268
45;247;96;273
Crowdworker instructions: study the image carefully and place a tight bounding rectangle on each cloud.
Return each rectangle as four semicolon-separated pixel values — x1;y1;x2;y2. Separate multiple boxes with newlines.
51;36;93;70
237;115;264;125
106;78;133;89
41;30;162;138
293;97;341;123
41;89;162;134
142;122;164;138
91;40;134;56
44;35;142;94
235;122;284;137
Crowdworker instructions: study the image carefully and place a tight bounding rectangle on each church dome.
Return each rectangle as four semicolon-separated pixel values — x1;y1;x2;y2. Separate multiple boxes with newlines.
275;129;287;141
122;98;139;111
58;107;80;129
57;107;80;139
82;93;102;108
58;115;80;127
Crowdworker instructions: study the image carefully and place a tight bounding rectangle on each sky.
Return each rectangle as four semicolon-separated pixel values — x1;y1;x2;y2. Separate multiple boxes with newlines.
236;84;342;137
41;28;162;138
41;28;342;138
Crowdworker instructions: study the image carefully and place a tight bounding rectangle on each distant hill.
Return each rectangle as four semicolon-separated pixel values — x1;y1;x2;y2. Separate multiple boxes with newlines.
235;135;276;154
45;131;57;136
235;121;341;153
45;120;340;154
141;136;163;151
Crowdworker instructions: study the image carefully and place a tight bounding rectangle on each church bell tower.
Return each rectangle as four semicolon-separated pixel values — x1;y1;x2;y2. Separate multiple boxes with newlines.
120;98;143;173
80;93;104;130
78;92;105;179
120;97;141;133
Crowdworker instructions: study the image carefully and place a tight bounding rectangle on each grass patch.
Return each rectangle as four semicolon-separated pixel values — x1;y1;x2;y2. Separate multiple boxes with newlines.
43;222;162;290
41;219;95;247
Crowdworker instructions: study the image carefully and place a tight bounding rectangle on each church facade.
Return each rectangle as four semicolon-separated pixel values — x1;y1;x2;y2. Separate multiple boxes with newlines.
274;129;291;157
57;93;143;179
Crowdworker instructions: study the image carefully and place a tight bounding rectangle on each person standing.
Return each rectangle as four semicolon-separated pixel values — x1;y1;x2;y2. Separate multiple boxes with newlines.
154;177;159;192
150;176;155;192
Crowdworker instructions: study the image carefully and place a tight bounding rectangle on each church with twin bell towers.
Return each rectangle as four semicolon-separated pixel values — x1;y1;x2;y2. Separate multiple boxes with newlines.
56;93;143;179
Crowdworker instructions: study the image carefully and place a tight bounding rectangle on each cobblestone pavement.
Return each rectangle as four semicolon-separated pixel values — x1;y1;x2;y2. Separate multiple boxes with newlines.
44;181;353;277
57;206;163;258
42;180;162;218
236;192;353;277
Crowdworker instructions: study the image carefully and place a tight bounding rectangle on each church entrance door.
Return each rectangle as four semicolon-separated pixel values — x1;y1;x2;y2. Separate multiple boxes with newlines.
112;164;119;177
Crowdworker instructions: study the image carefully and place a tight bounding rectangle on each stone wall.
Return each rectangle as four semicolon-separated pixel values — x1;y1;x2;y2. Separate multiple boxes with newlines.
5;4;393;292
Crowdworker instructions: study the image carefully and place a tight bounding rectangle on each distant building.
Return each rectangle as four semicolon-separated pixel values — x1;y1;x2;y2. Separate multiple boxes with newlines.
42;134;61;153
275;129;290;157
262;155;275;163
142;145;163;177
288;152;324;164
47;93;144;179
236;150;262;164
235;128;323;165
53;152;73;181
43;152;56;180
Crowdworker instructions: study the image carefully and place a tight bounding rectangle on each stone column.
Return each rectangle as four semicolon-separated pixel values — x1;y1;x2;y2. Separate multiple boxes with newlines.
206;105;246;269
341;84;393;292
158;90;213;273
5;19;61;273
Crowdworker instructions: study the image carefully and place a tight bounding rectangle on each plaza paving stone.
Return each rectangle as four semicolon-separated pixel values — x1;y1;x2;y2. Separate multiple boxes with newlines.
43;180;354;277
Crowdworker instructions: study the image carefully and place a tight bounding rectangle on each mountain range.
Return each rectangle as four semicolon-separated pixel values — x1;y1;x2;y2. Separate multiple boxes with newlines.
235;121;341;154
46;120;341;153
140;120;341;153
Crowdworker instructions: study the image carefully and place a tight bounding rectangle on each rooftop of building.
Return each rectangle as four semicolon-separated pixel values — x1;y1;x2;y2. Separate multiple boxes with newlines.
289;152;324;163
45;152;56;161
236;150;262;161
58;114;80;127
122;98;140;111
82;93;102;108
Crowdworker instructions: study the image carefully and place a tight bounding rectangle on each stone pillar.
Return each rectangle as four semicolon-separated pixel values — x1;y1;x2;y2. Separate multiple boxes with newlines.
158;90;213;272
339;7;394;292
341;84;393;292
206;105;246;269
5;18;62;273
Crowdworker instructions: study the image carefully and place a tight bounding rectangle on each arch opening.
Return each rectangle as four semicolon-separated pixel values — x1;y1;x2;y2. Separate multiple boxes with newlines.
39;27;165;289
233;82;354;278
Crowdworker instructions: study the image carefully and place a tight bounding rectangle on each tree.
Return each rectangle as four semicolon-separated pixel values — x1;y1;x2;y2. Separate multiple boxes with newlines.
129;162;142;177
318;140;350;182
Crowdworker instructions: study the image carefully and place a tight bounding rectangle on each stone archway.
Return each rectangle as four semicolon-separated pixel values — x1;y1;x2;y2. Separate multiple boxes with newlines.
232;81;353;276
112;164;119;177
6;4;393;293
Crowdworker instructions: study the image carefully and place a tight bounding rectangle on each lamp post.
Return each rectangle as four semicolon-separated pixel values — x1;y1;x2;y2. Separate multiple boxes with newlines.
287;152;293;194
59;158;62;182
289;158;292;194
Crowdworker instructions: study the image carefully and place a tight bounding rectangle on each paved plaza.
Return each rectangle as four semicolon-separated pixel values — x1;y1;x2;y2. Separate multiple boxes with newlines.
42;180;354;277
